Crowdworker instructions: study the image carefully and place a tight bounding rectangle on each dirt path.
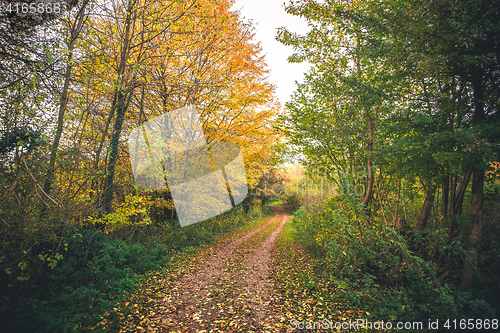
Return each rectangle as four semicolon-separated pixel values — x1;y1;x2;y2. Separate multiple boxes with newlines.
239;211;288;322
149;206;291;332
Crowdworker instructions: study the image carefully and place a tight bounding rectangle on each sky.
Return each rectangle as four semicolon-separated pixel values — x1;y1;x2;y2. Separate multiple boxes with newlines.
231;0;311;105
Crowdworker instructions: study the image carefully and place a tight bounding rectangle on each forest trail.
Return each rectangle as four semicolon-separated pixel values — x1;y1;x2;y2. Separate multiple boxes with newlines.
137;206;291;332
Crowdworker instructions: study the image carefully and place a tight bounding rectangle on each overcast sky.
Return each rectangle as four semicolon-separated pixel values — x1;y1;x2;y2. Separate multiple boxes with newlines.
231;0;311;105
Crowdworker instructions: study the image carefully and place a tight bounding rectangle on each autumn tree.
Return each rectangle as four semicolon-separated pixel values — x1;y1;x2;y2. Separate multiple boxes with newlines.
56;0;280;223
42;0;91;199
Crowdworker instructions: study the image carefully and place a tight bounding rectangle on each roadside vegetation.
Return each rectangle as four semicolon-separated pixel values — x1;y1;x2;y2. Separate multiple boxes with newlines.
0;198;270;332
271;0;500;329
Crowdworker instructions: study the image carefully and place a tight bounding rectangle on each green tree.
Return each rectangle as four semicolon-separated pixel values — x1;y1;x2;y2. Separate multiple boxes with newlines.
368;0;500;288
279;0;500;289
277;0;396;206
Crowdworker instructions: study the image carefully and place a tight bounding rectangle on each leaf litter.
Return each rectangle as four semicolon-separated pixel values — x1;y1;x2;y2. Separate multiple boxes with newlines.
115;205;296;332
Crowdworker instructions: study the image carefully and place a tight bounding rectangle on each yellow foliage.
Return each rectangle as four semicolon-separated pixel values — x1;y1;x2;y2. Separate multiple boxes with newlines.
90;195;151;233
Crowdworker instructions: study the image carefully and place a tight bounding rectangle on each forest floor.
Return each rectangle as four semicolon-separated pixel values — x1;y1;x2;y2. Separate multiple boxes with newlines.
117;205;295;332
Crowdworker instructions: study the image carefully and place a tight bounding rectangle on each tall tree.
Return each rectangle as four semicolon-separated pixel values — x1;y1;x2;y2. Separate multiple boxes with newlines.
277;0;393;203
42;0;90;197
279;0;500;288
95;0;197;213
371;0;500;288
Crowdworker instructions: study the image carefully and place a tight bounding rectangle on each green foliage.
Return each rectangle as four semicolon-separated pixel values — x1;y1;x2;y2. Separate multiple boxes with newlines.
89;194;152;233
484;181;500;209
276;0;500;318
0;126;44;155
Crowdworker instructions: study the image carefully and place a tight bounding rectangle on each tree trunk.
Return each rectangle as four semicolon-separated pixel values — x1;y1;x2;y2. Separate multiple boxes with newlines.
90;94;117;200
354;34;374;208
93;94;117;172
103;92;129;213
449;167;472;238
362;115;374;207
441;175;449;218
461;67;486;289
101;0;135;213
42;1;88;196
461;166;484;288
417;183;435;230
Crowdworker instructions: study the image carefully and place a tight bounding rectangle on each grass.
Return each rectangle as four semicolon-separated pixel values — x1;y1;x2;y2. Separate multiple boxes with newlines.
270;216;371;332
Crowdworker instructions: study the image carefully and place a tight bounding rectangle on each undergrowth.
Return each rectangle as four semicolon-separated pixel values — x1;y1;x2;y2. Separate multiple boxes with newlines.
272;194;499;332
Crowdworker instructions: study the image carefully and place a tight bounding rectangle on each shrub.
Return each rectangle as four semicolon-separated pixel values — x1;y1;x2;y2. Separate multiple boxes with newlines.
282;192;301;211
290;195;496;322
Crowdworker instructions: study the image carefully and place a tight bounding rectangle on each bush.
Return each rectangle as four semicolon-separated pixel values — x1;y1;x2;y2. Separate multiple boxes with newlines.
282;193;301;212
290;195;497;322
